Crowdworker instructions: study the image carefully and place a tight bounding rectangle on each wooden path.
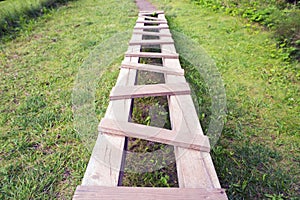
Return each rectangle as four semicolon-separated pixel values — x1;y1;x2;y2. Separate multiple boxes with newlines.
73;11;228;200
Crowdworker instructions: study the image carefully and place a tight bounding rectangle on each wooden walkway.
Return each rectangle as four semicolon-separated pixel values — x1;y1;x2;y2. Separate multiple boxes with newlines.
73;11;228;200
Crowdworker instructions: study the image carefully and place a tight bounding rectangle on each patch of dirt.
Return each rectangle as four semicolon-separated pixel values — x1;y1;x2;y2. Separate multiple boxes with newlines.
135;0;156;11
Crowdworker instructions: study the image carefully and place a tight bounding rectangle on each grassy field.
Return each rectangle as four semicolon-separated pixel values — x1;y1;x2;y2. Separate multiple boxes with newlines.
0;0;299;199
0;0;72;37
189;0;300;61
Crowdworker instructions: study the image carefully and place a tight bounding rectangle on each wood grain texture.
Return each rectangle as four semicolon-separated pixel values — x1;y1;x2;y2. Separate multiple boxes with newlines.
134;24;169;30
138;10;164;15
136;20;167;24
73;186;228;200
133;30;172;37
99;118;211;152
142;16;166;21
121;61;184;76
125;52;179;59
109;83;190;100
129;39;174;45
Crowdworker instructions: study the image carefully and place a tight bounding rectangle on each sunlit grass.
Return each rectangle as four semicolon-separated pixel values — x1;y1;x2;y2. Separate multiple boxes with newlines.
0;0;77;37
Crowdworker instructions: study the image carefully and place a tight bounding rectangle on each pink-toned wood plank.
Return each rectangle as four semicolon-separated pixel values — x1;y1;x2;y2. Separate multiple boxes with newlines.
129;39;174;45
142;16;166;21
139;10;164;15
73;186;228;200
121;61;184;76
136;20;167;24
133;30;172;37
125;52;179;59
99;118;211;152
109;83;190;100
134;24;169;30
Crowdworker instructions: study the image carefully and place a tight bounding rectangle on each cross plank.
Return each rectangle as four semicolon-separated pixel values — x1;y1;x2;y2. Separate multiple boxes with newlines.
125;52;179;59
129;39;174;45
73;186;228;200
109;83;190;100
136;20;168;24
142;16;166;21
133;30;172;37
134;24;169;30
138;10;164;15
121;61;184;76
99;118;211;152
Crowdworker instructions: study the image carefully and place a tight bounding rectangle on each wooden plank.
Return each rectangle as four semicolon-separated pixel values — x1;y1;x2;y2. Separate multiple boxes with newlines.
121;61;184;76
134;24;169;30
99;118;211;152
138;10;164;15
133;30;172;37
125;52;179;59
73;186;228;200
142;16;166;21
160;23;222;189
129;39;174;45
109;83;190;100
136;20;167;24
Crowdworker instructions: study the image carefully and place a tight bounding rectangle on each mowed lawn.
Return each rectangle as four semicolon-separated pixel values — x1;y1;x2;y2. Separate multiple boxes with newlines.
0;0;299;199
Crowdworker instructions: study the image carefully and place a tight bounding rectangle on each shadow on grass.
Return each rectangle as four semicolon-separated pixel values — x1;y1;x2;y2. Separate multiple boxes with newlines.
179;57;212;133
180;58;299;199
212;134;299;200
0;0;77;40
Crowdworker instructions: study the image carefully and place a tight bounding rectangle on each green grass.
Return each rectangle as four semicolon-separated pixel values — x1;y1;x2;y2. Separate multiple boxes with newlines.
122;96;178;187
0;0;82;38
0;0;137;199
190;0;300;60
149;0;299;199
